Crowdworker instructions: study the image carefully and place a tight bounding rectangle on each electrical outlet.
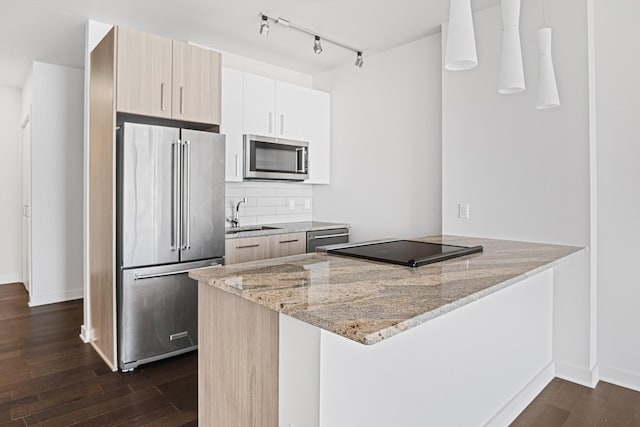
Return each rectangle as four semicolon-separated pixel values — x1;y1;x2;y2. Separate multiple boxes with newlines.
289;199;295;210
458;203;470;219
304;199;311;210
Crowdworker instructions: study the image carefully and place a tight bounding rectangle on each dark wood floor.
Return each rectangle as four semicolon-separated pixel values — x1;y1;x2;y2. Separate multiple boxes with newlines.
2;282;640;426
512;377;640;427
0;283;197;427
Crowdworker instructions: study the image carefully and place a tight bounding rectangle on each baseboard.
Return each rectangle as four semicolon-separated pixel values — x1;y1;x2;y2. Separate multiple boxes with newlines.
600;365;640;392
28;288;84;307
555;362;600;388
0;274;22;285
79;325;92;343
484;362;555;427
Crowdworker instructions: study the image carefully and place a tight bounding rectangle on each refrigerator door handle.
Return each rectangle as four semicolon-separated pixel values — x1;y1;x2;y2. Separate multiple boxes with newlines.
171;141;181;251
182;140;192;250
134;263;221;281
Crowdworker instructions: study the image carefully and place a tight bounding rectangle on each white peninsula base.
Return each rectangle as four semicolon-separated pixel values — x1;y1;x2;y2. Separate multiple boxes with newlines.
200;268;558;426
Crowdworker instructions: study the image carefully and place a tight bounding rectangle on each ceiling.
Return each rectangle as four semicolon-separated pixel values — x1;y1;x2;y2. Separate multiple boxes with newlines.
0;0;500;88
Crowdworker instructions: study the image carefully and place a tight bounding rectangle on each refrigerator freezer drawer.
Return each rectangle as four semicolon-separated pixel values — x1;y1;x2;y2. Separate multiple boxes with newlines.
119;259;221;370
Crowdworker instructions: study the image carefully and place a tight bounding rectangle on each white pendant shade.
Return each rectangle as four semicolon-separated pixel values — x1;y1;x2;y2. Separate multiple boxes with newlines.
445;0;478;71
498;0;525;94
536;27;560;109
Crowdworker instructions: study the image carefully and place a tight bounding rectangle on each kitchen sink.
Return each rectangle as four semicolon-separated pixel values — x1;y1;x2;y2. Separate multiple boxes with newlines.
225;226;281;235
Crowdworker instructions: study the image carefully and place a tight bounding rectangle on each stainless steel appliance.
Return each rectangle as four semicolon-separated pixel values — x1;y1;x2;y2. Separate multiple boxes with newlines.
116;122;225;371
244;134;309;181
327;240;483;267
307;228;350;253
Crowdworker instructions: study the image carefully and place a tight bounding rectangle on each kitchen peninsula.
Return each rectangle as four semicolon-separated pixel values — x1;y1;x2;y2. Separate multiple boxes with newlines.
191;235;582;426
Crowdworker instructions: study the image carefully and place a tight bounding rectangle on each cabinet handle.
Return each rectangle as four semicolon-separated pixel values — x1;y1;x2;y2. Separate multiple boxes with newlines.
310;233;350;240
280;114;284;135
235;154;240;177
161;83;166;111
279;239;299;244
268;112;273;134
180;86;184;114
237;244;260;249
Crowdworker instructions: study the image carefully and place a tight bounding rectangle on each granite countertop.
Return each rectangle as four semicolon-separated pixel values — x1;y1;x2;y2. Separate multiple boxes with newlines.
225;221;349;239
191;235;582;345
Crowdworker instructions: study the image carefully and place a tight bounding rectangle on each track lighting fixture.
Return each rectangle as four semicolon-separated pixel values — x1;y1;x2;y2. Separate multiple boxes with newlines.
313;36;323;54
259;13;363;67
259;15;269;35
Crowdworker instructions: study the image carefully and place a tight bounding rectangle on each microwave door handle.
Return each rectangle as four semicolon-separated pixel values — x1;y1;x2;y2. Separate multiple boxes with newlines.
296;147;308;173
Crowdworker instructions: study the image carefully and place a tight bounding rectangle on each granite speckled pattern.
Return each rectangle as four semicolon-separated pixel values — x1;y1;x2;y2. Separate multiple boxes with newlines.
225;221;349;239
191;235;582;345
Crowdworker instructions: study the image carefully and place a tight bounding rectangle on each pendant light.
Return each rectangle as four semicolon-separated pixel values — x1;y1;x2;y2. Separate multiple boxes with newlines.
498;0;525;94
444;0;478;71
536;1;560;109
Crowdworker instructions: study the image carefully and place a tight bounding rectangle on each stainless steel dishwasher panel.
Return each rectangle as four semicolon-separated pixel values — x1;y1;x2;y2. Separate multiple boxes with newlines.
119;258;221;370
306;228;350;253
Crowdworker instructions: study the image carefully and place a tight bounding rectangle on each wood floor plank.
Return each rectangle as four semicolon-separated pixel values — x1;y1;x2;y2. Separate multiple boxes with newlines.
141;409;197;427
512;378;640;427
0;284;198;427
109;404;178;427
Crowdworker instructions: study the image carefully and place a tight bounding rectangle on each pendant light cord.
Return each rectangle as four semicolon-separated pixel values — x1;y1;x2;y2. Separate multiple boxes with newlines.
543;0;548;26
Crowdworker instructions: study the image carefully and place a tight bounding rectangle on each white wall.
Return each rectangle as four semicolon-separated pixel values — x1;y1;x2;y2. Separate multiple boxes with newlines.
594;0;640;391
27;62;84;306
441;2;594;383
312;35;443;242
0;85;23;284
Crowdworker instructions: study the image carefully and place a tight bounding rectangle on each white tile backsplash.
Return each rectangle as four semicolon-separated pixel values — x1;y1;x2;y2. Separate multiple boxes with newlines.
226;182;312;227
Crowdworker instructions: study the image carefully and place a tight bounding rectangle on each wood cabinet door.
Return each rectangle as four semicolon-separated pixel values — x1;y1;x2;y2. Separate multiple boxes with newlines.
221;67;244;182
225;236;268;265
268;233;306;258
172;41;221;125
116;26;172;118
243;73;276;136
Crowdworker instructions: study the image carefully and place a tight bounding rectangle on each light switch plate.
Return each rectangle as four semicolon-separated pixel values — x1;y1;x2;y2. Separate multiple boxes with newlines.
289;199;295;210
458;203;470;219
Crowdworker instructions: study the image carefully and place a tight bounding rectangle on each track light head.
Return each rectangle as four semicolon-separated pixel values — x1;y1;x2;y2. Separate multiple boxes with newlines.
313;36;323;54
259;15;269;35
355;51;364;68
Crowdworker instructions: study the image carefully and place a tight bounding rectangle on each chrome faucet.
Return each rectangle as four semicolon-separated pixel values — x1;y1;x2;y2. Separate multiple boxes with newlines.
227;197;247;228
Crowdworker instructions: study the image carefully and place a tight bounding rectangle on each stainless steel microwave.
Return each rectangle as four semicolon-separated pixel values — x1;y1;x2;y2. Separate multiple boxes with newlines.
244;134;309;181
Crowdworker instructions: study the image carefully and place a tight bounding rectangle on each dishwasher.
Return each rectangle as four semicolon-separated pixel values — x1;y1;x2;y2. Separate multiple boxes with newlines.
306;228;350;253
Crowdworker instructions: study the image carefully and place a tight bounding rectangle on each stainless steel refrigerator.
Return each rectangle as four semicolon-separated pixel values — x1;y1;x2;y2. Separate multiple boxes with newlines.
116;122;225;371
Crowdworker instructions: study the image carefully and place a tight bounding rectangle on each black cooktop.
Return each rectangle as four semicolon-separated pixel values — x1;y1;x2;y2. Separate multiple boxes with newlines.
327;240;483;268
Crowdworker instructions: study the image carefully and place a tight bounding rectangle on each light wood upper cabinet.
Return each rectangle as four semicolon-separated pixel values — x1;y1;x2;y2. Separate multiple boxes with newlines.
115;26;221;125
116;27;173;118
172;41;221;124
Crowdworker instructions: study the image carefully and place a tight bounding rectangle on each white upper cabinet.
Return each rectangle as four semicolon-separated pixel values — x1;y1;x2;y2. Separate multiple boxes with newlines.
275;81;311;141
224;70;330;184
242;73;276;136
221;68;244;182
305;90;330;184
